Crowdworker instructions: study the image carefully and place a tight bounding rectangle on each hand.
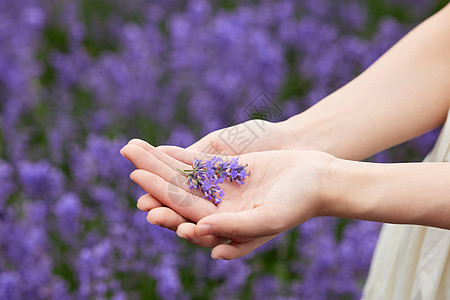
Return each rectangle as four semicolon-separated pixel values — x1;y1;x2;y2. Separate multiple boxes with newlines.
121;141;334;259
128;120;289;238
122;120;288;240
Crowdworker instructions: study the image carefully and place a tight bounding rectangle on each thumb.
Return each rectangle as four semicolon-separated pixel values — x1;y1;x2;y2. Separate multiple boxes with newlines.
157;145;229;166
196;207;285;239
185;132;222;153
156;145;199;165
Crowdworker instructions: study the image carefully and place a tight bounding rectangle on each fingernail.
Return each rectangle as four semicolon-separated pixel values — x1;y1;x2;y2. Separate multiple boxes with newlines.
148;219;159;226
175;231;189;240
198;224;211;236
177;232;188;240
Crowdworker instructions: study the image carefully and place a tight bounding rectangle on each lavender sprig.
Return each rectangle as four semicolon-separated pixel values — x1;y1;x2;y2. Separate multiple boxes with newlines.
176;156;249;205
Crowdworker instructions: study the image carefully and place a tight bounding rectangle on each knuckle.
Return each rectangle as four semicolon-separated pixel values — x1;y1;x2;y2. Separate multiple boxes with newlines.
227;224;240;238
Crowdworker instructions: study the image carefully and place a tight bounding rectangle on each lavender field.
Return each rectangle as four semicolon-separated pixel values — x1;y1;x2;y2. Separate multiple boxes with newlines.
0;0;447;299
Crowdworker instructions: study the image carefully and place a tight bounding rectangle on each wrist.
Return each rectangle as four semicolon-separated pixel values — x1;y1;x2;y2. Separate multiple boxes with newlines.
278;110;340;154
317;158;374;219
278;114;314;151
290;151;342;220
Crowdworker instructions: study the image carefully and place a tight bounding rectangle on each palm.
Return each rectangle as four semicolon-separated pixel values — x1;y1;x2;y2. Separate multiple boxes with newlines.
124;143;300;219
213;153;302;212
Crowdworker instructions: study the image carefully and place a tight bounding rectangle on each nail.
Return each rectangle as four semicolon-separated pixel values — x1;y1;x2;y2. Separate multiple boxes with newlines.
198;224;211;236
177;231;188;240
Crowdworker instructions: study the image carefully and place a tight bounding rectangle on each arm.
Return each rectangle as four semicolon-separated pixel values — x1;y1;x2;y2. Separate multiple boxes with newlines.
190;156;450;260
280;4;450;160
156;150;450;259
322;160;450;229
123;141;450;259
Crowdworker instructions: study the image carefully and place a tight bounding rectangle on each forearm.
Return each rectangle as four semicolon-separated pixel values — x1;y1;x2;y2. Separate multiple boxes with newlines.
321;159;450;229
280;4;450;160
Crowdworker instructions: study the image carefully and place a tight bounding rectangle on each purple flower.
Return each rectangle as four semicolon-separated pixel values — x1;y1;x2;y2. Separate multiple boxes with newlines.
0;272;21;300
54;192;82;240
177;156;249;205
166;126;196;148
202;178;212;191
18;160;65;201
0;161;15;208
229;158;239;169
206;167;215;178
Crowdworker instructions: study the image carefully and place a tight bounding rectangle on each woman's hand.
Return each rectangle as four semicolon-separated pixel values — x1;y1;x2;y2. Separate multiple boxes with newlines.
121;140;335;259
122;120;290;244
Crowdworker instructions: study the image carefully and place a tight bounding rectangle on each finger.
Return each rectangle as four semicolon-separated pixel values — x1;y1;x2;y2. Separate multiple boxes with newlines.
122;144;204;198
128;139;191;170
139;194;193;231
156;145;195;165
147;207;188;231
156;139;223;165
122;143;186;172
177;222;230;248
196;206;284;238
185;133;227;154
130;169;218;222
127;138;154;152
137;194;163;211
156;145;231;167
211;236;275;260
186;138;210;152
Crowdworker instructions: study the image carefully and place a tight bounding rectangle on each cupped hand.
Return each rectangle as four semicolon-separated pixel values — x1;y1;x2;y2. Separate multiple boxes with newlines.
123;120;288;242
121;140;334;259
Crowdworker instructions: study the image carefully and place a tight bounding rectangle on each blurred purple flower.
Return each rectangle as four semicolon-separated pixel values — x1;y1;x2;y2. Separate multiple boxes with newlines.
166;126;196;148
0;161;15;208
252;275;280;299
54;192;82;239
18;160;65;201
0;272;21;300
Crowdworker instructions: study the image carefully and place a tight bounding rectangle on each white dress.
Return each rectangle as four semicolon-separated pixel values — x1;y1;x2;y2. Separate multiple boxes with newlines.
362;109;450;300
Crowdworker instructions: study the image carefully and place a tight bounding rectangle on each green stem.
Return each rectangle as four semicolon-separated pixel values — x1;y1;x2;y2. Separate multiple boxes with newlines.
176;168;190;176
176;168;200;183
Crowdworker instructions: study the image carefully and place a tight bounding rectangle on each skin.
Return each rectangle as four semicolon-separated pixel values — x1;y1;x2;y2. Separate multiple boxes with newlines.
324;160;450;230
121;4;450;259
